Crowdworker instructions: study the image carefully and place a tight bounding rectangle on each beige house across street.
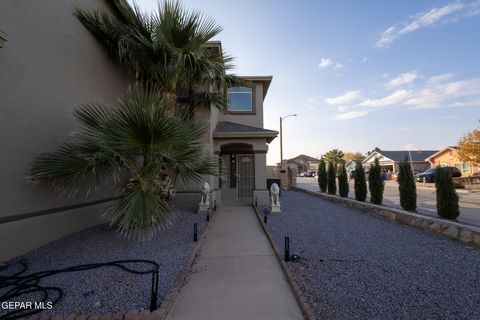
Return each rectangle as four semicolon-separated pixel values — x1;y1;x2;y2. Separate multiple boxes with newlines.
425;146;479;177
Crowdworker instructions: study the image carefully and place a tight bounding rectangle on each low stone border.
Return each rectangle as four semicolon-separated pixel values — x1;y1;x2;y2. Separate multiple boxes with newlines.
19;210;218;320
294;187;480;249
252;205;315;320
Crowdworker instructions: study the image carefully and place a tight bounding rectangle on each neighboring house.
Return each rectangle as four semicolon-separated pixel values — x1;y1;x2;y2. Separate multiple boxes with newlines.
425;146;479;177
0;3;276;261
362;150;438;173
278;154;320;173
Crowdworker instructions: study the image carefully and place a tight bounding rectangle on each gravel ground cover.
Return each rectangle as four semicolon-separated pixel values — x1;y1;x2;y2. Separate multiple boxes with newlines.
0;208;206;317
265;191;480;320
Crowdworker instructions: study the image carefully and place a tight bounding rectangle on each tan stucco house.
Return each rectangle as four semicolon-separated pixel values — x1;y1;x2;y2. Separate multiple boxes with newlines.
278;154;320;174
425;146;479;177
0;1;276;261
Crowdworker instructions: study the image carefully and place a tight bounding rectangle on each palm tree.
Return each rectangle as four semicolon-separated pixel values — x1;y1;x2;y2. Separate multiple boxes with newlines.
28;85;216;238
76;0;243;115
324;149;345;172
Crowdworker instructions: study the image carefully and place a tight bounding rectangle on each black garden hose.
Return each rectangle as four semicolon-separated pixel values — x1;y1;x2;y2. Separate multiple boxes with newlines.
0;259;159;320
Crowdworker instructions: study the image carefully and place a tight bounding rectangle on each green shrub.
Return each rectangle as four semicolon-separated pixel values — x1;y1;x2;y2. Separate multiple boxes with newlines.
398;159;416;211
435;168;460;219
318;157;327;192
354;162;367;201
338;163;349;197
368;158;384;205
327;161;337;195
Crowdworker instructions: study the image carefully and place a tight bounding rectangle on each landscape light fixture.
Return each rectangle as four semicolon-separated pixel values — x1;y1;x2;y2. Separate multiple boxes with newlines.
284;236;290;262
0;31;7;48
194;223;198;242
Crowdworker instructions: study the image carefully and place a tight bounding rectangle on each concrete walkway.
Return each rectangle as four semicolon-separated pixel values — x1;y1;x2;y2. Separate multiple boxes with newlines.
166;204;303;320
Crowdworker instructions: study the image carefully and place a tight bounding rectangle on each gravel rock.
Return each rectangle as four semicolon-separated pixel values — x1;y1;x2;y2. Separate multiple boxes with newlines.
265;191;480;320
0;209;206;317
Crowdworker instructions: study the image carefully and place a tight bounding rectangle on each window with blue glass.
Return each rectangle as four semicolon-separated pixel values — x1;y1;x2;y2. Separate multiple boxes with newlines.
227;87;253;112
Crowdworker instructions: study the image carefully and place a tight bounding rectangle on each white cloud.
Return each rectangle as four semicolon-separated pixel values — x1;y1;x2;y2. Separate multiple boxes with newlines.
318;58;333;69
404;77;480;108
359;75;480;110
307;97;315;102
335;110;369;120
389;70;418;87
399;3;463;34
333;62;344;70
362;57;368;63
325;90;362;105
427;73;454;84
360;89;412;108
318;58;346;71
331;73;480;121
375;2;471;48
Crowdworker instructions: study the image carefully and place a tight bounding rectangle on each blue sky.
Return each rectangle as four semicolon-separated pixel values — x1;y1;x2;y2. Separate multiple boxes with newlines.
133;0;480;164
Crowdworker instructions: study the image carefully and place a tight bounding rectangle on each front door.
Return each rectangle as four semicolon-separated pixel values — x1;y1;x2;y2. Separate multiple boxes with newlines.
237;154;255;198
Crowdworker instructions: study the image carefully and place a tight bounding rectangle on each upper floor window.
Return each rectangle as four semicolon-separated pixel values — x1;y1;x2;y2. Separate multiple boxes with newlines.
227;87;253;112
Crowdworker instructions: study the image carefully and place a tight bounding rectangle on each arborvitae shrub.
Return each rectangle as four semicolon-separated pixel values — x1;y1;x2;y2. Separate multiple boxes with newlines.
368;158;384;205
354;162;367;201
338;164;349;197
435;167;460;219
398;159;416;211
318;157;327;192
327;161;337;195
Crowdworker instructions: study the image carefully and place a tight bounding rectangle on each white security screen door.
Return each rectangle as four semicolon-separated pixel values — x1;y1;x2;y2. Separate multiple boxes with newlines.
237;154;254;197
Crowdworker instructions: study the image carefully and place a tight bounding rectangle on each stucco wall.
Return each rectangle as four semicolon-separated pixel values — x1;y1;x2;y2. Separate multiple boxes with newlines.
0;0;130;261
429;149;479;177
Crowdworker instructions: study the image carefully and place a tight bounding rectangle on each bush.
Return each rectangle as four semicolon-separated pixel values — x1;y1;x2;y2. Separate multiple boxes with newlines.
327;161;337;195
318;157;327;192
354;162;367;201
435;168;460;219
338;163;349;197
368;158;384;205
398;160;416;211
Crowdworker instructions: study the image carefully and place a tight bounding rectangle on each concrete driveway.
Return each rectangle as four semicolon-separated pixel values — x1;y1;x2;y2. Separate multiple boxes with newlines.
297;177;480;227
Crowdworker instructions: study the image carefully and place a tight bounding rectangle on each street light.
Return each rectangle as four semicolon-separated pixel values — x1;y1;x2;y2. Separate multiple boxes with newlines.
280;113;297;167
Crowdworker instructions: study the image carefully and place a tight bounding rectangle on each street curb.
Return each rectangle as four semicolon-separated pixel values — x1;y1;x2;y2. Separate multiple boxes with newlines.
253;205;315;320
294;187;480;250
157;208;219;320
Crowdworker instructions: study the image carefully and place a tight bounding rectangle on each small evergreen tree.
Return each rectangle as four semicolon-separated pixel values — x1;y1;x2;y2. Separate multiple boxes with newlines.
398;159;417;211
368;158;384;205
327;161;337;195
354;162;367;201
318;157;327;192
435;167;460;219
338;163;349;197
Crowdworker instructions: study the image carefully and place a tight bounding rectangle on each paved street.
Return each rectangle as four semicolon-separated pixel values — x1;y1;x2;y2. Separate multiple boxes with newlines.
297;177;480;227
